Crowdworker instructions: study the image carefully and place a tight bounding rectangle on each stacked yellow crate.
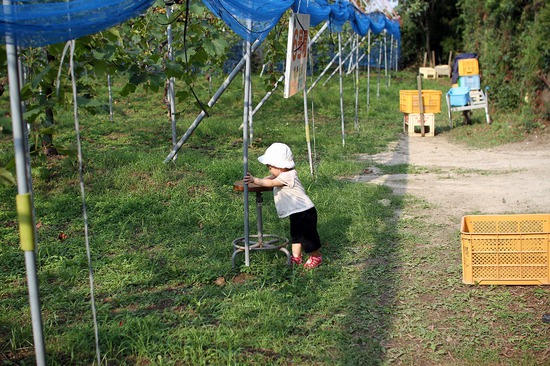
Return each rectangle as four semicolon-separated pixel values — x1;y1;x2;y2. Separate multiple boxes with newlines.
457;58;480;90
399;90;442;137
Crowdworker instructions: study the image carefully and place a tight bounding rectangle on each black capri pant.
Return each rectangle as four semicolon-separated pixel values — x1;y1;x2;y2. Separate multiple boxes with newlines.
289;207;322;253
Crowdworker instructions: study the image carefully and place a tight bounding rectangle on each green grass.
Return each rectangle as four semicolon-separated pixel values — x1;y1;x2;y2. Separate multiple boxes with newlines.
1;70;549;365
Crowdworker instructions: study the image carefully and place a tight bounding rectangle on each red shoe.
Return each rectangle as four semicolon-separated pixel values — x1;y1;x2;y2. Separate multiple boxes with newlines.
303;255;322;269
290;255;303;265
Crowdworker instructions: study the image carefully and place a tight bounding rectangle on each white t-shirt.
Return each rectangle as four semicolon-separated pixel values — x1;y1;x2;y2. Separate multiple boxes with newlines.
273;170;314;218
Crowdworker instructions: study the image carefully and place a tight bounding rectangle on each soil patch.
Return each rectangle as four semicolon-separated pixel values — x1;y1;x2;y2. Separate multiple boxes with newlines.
354;131;550;221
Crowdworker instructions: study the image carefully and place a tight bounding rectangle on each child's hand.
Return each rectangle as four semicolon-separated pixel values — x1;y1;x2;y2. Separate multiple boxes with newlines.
243;172;254;184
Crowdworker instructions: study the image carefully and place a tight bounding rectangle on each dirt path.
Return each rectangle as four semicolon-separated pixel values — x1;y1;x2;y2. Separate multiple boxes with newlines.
354;132;550;221
352;131;550;364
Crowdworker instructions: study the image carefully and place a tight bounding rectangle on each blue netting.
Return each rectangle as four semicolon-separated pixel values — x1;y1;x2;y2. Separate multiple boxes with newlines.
384;17;400;38
0;0;155;48
201;0;400;44
367;11;386;34
350;10;370;37
0;0;400;53
202;0;294;43
328;0;350;33
292;0;331;28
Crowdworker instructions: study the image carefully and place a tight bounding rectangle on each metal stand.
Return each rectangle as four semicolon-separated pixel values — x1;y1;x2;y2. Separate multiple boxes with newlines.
232;181;290;268
446;87;491;128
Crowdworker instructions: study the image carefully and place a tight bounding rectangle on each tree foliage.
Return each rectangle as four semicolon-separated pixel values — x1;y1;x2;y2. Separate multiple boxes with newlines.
1;0;233;157
397;0;461;67
0;0;235;184
458;0;549;121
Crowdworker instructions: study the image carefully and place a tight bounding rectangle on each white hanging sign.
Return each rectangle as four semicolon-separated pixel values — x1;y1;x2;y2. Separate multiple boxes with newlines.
284;13;310;98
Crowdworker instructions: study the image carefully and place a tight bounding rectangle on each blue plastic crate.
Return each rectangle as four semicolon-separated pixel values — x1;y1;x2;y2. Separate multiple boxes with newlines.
458;75;480;90
448;87;471;107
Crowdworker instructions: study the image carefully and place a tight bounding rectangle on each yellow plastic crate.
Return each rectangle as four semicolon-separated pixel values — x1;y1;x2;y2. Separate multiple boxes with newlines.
461;214;550;285
399;90;442;114
458;58;479;76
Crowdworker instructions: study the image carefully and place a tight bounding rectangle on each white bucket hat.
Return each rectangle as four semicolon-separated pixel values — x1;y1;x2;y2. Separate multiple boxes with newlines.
258;143;295;169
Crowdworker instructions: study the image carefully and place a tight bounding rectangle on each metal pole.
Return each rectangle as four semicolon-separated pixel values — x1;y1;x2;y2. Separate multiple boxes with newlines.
417;74;425;137
324;49;352;85
163;40;261;163
307;37;353;94
338;32;345;147
251;22;328;116
166;2;178;160
308;28;317;174
388;34;393;87
354;33;359;130
255;192;263;243
304;20;316;175
367;30;371;115
384;31;388;89
348;51;367;74
4;8;47;364
107;74;114;121
346;36;355;74
248;67;253;142
252;74;284;116
395;38;399;71
377;39;382;98
323;36;365;84
309;21;328;45
16;51;32;200
303;86;314;175
242;39;252;266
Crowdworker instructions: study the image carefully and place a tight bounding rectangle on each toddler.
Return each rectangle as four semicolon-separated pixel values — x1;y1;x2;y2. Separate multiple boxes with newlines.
243;143;323;269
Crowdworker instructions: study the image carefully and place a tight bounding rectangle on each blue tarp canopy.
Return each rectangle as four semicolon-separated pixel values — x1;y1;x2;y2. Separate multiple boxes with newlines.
0;0;400;48
202;0;401;43
0;0;155;47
